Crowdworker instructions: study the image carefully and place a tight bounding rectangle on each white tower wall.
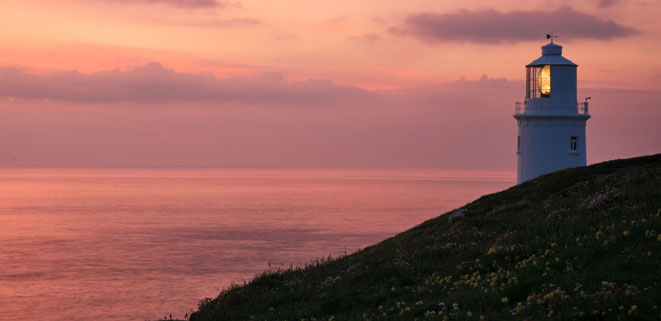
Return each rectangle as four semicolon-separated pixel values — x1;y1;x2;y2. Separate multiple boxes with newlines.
516;116;588;183
550;67;577;101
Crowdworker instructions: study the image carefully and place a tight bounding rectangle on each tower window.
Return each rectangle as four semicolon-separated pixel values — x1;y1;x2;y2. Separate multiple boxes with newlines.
526;65;551;98
570;136;578;151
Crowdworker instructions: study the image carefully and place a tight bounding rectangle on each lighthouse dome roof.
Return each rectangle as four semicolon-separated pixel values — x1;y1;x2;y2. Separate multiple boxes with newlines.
527;42;577;67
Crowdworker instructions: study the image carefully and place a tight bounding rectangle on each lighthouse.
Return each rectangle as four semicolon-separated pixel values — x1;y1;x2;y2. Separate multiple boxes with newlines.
514;39;590;184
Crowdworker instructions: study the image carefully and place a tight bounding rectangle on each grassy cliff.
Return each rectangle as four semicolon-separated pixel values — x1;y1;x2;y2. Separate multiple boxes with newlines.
189;154;661;321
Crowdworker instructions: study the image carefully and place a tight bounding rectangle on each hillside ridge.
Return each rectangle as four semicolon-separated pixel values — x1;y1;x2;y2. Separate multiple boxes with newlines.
189;154;661;321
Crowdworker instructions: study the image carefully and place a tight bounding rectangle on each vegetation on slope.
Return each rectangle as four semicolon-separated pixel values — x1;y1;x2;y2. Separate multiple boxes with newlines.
189;154;661;321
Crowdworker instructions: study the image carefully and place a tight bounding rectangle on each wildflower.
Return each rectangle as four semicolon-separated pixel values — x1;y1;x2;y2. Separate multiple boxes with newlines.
658;234;661;241
601;281;615;288
466;311;473;317
501;297;509;304
415;300;424;306
391;286;395;292
329;316;335;321
438;302;445;307
452;303;459;310
623;231;630;236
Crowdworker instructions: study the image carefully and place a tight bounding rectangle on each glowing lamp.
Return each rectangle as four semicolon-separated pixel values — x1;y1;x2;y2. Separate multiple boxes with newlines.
539;65;551;96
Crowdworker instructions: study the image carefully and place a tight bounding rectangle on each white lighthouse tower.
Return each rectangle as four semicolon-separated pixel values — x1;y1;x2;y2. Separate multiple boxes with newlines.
515;39;591;184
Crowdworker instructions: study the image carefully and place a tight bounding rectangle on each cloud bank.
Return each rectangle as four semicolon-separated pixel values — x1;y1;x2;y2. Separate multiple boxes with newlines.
103;0;222;8
0;63;371;105
1;64;658;171
389;7;638;44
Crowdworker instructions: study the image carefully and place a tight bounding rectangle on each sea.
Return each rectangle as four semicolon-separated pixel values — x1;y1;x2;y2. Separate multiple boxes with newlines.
0;168;514;321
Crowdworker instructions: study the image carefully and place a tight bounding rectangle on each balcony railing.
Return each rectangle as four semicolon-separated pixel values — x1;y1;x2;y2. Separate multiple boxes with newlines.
515;100;589;115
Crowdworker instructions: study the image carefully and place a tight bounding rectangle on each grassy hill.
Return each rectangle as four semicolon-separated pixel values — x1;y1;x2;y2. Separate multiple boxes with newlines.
188;154;661;321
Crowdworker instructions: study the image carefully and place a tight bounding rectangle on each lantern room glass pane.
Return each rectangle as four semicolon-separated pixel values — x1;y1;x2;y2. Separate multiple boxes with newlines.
526;65;551;98
539;65;551;96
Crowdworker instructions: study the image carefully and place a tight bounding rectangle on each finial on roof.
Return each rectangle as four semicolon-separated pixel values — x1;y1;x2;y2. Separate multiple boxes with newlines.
546;33;558;44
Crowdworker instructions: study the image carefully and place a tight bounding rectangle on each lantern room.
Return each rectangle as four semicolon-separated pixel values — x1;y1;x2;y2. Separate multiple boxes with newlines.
525;42;577;102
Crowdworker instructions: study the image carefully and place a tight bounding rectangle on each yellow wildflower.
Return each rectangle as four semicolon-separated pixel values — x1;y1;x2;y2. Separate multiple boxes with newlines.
501;297;509;304
623;231;630;236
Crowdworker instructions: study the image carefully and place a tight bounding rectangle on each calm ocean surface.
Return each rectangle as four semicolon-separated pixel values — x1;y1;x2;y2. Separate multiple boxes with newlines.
0;168;514;321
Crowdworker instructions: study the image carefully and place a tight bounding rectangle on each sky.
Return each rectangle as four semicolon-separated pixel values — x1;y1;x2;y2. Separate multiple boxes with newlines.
0;0;659;170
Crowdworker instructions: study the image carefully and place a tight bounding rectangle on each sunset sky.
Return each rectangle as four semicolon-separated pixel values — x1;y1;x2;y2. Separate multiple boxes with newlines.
1;0;659;169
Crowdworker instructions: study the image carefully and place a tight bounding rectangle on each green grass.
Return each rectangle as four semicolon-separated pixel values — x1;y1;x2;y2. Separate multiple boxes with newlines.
187;154;661;321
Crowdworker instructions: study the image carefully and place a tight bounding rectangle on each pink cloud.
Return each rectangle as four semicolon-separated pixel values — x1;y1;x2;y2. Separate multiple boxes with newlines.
349;33;381;43
102;0;222;8
389;7;638;44
0;65;657;170
0;63;372;105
